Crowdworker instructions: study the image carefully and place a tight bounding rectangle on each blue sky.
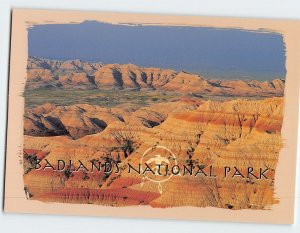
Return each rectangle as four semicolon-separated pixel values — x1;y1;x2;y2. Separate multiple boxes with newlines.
28;21;286;81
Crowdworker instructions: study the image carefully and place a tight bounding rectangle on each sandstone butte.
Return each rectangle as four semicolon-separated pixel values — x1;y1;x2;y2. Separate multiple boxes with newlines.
22;57;284;210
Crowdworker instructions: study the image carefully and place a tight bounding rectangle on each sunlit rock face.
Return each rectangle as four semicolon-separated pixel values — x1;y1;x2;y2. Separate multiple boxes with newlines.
22;57;284;210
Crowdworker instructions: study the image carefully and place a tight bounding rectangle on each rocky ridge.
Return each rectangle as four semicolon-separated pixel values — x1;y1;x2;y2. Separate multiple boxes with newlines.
27;57;285;97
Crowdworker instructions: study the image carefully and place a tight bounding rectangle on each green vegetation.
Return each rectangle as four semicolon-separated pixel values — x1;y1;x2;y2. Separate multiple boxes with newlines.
24;88;179;109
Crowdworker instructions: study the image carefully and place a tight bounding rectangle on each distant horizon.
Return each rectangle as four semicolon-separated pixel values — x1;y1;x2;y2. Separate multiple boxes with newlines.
28;21;286;81
28;55;284;82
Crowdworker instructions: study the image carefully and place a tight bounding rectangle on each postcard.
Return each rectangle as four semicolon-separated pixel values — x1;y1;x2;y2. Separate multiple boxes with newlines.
4;9;300;224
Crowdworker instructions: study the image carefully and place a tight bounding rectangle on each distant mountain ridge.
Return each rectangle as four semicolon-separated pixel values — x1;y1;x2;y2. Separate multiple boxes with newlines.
27;56;285;97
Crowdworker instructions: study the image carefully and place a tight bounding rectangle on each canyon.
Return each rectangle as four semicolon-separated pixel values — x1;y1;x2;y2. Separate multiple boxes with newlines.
22;57;284;209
